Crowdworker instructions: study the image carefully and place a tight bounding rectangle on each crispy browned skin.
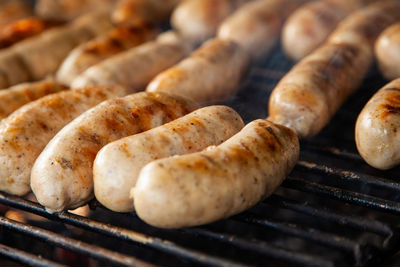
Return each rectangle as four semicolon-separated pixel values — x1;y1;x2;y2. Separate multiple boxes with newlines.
147;38;249;105
35;0;116;21
0;85;128;196
134;119;299;228
57;25;159;86
0;78;67;119
31;92;198;212
375;23;400;81
282;0;378;61
112;0;181;26
269;1;400;139
171;0;249;44
0;18;62;49
218;0;307;60
356;79;400;170
0;0;33;27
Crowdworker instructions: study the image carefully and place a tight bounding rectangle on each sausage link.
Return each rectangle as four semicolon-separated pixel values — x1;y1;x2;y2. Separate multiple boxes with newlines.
356;79;400;170
31;92;198;212
218;0;307;60
171;0;248;44
94;105;244;212
57;25;159;86
0;0;33;27
146;38;249;105
0;85;128;196
71;31;193;91
375;23;400;81
134;119;299;228
269;1;400;138
112;0;181;27
0;78;67;119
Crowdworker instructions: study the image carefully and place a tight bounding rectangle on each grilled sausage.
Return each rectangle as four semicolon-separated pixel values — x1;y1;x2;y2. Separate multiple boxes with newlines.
375;23;400;81
146;38;249;105
0;0;33;27
218;0;307;60
31;92;197;212
0;78;67;119
112;0;181;27
0;85;128;196
57;25;159;86
35;0;116;21
94;105;244;212
12;12;113;81
282;0;377;61
0;18;61;49
268;1;400;139
134;119;299;228
171;0;248;44
72;31;193;90
355;79;400;170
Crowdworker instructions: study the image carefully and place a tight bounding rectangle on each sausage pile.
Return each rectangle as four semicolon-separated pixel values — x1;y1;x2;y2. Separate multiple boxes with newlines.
0;0;397;229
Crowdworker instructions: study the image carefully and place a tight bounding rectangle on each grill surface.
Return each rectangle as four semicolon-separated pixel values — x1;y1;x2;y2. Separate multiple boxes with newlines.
1;45;400;267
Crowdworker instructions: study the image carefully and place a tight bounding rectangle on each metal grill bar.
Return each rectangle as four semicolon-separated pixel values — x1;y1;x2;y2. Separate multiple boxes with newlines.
284;177;400;215
0;243;66;267
0;216;153;267
295;160;400;192
0;192;243;267
265;195;393;237
182;228;334;267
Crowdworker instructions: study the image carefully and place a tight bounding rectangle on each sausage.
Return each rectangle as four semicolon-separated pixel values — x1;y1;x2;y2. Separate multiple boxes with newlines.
171;0;248;44
112;0;181;27
355;79;400;170
268;1;400;139
0;18;62;49
31;92;198;212
0;78;67;119
282;0;377;61
94;105;244;212
71;31;193;90
375;23;400;81
57;25;159;86
0;85;128;196
218;0;307;60
134;119;299;228
35;0;116;21
146;38;249;105
0;0;33;27
12;12;114;81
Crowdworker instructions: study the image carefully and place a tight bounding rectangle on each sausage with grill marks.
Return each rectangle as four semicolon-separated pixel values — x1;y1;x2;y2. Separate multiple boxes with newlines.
94;105;244;212
57;25;159;86
0;85;128;196
268;1;400;139
0;78;67;120
71;31;193;91
356;79;400;170
146;38;249;106
134;119;299;228
31;92;198;212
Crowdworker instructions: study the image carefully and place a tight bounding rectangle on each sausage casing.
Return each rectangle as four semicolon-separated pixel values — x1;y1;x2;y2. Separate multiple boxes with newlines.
72;31;193;91
375;23;400;81
31;92;197;212
146;38;249;105
94;105;244;212
356;79;400;170
134;119;299;228
0;85;128;196
57;25;158;86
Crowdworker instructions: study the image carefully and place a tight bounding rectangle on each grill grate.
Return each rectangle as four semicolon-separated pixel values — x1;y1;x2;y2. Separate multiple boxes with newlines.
1;45;400;266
